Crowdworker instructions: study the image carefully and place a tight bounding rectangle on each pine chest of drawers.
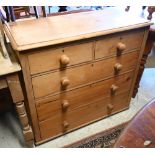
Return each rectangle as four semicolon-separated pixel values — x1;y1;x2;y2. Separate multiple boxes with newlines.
4;8;151;144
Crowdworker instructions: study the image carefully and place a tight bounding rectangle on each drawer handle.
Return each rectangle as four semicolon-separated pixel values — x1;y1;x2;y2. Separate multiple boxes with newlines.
114;63;123;73
62;100;69;111
63;121;69;130
117;42;126;55
107;104;114;111
60;55;70;66
111;84;119;95
61;77;70;88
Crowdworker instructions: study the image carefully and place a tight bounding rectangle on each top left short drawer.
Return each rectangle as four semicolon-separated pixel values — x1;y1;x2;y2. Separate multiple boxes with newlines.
28;42;93;75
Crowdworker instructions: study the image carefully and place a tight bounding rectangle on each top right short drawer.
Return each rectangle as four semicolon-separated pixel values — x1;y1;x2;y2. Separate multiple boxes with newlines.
95;29;144;59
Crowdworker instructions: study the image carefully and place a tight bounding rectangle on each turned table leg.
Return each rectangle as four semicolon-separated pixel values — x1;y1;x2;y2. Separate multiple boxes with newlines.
6;74;34;147
132;30;154;98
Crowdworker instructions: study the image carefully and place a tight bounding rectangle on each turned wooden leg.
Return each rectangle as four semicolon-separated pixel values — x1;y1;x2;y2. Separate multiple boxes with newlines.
132;53;150;97
6;74;34;147
132;30;154;97
16;101;34;147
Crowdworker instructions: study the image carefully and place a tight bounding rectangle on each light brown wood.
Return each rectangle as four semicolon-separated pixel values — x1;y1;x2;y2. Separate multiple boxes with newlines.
0;42;21;76
127;29;150;105
132;25;155;97
60;54;70;66
111;84;119;95
36;71;134;122
117;42;126;52
61;77;70;88
107;103;114;111
28;42;93;75
32;51;138;99
114;63;123;73
39;92;130;140
6;74;34;147
19;55;41;142
62;100;70;111
3;8;151;144
0;30;34;145
95;29;144;59
3;8;151;51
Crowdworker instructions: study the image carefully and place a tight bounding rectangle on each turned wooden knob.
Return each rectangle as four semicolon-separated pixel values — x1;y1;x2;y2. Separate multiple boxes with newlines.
117;42;126;52
111;84;119;94
62;100;69;111
63;121;69;130
114;63;123;73
107;104;114;111
60;55;70;65
61;77;70;87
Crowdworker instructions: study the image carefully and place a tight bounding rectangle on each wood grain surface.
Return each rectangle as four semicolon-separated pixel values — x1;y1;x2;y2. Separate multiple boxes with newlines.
4;8;151;51
114;99;155;148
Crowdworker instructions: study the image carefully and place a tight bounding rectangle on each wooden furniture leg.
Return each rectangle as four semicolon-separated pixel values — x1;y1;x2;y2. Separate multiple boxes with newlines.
6;74;34;147
132;26;155;97
42;6;47;17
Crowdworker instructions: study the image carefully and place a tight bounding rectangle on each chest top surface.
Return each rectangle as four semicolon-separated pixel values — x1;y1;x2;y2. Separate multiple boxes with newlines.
4;7;151;52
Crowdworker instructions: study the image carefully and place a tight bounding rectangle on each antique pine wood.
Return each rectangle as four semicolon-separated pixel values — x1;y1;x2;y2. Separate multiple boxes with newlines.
95;28;144;59
28;42;93;75
4;8;151;51
36;71;134;122
39;92;130;140
3;7;152;145
32;51;138;99
0;23;34;147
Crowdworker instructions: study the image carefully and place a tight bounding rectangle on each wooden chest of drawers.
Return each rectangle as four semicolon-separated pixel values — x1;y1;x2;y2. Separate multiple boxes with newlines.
4;8;151;145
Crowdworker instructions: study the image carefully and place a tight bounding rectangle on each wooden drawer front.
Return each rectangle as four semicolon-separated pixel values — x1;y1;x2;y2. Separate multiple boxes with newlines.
28;42;93;75
32;63;93;98
95;29;144;59
39;92;130;140
36;71;134;121
93;51;139;82
32;51;138;99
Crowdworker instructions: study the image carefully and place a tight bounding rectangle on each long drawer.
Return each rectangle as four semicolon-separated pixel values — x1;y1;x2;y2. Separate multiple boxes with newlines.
39;92;130;140
95;29;144;59
32;51;139;99
28;42;93;75
36;71;134;122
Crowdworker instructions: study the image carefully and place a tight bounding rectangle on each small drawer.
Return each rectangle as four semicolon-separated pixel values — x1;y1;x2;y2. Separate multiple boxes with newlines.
32;51;138;99
39;92;130;140
28;42;93;75
36;71;134;122
95;29;144;59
